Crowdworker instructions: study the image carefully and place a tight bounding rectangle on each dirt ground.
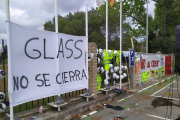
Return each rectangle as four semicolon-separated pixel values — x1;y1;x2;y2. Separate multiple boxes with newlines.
79;75;180;120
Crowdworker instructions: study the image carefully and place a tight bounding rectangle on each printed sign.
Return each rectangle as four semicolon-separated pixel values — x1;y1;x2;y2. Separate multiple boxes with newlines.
165;56;171;75
8;22;88;106
140;54;161;73
129;49;134;68
161;56;165;66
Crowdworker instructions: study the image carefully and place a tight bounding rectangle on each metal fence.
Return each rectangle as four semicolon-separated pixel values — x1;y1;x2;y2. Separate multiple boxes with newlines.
97;51;128;88
0;42;128;115
0;39;86;114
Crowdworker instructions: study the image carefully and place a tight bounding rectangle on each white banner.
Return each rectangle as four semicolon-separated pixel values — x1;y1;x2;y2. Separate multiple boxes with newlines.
123;51;137;57
161;55;165;76
161;55;165;66
140;54;161;73
8;22;88;106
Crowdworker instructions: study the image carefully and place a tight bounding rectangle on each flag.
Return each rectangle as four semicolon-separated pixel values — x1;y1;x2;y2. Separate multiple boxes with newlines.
109;0;116;8
96;0;105;7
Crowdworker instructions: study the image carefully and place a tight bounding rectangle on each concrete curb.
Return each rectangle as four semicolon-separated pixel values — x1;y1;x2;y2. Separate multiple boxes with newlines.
45;92;119;120
2;92;120;120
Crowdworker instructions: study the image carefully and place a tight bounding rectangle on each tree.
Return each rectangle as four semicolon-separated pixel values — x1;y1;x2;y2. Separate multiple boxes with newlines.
145;0;180;54
43;1;148;51
153;0;180;37
0;45;7;64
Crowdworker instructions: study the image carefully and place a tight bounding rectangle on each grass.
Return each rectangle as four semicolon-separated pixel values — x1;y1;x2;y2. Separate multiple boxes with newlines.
141;75;177;94
124;106;130;110
120;98;130;103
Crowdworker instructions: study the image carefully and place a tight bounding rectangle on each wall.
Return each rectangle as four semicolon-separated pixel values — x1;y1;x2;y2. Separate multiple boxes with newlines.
88;42;97;97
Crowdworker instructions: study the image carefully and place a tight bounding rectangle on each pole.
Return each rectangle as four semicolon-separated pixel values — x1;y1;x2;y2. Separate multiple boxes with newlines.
146;0;148;53
106;0;108;83
54;0;61;111
85;0;89;90
55;0;58;33
131;67;133;90
6;0;13;120
2;40;6;102
119;0;123;89
6;0;10;20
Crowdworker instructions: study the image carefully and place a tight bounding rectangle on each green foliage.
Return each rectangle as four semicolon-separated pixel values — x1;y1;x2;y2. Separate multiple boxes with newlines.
147;0;180;54
43;1;145;51
175;53;180;72
0;45;7;64
153;0;180;37
149;36;175;54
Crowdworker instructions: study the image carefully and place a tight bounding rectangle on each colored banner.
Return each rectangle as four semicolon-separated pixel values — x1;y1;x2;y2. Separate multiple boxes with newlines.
165;56;171;75
8;21;88;107
129;49;134;68
161;56;165;66
140;54;161;73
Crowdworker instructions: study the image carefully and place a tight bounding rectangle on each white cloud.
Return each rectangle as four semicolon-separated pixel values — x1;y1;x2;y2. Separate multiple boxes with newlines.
10;8;24;16
0;0;96;40
0;0;155;41
0;33;7;40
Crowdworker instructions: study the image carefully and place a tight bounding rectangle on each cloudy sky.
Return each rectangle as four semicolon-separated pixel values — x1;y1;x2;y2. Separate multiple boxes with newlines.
0;0;155;42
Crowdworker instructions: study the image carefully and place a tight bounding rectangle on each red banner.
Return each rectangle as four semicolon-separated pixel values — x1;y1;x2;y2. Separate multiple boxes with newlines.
165;56;171;75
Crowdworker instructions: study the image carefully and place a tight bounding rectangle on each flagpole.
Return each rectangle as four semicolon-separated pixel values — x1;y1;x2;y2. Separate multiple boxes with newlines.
55;0;58;34
106;0;108;84
5;0;13;120
54;0;61;111
119;0;123;89
146;0;148;53
85;0;89;91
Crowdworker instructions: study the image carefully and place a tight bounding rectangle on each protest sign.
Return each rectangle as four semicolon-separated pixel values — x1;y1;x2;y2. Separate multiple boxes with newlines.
8;22;88;106
140;54;161;73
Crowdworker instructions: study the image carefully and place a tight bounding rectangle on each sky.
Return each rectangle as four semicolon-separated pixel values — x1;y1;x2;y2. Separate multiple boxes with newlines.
0;0;155;43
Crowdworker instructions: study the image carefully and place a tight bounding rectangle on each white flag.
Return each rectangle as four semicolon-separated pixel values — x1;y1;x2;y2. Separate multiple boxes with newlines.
96;0;105;7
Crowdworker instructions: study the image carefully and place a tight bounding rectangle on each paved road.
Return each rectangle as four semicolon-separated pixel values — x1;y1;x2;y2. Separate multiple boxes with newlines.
82;75;180;120
152;77;180;101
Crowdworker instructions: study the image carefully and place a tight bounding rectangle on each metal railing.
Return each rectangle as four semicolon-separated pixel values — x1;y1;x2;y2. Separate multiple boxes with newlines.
0;39;85;115
97;50;128;88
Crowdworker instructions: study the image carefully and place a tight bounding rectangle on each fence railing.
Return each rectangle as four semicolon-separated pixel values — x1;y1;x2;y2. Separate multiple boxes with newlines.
1;43;129;115
97;51;128;88
0;40;86;115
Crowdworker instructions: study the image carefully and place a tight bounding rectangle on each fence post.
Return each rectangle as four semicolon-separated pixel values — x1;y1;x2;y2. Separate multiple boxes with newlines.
2;40;6;103
171;53;175;73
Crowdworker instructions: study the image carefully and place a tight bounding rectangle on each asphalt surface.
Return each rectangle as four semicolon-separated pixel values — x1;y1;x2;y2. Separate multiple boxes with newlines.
82;75;180;120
